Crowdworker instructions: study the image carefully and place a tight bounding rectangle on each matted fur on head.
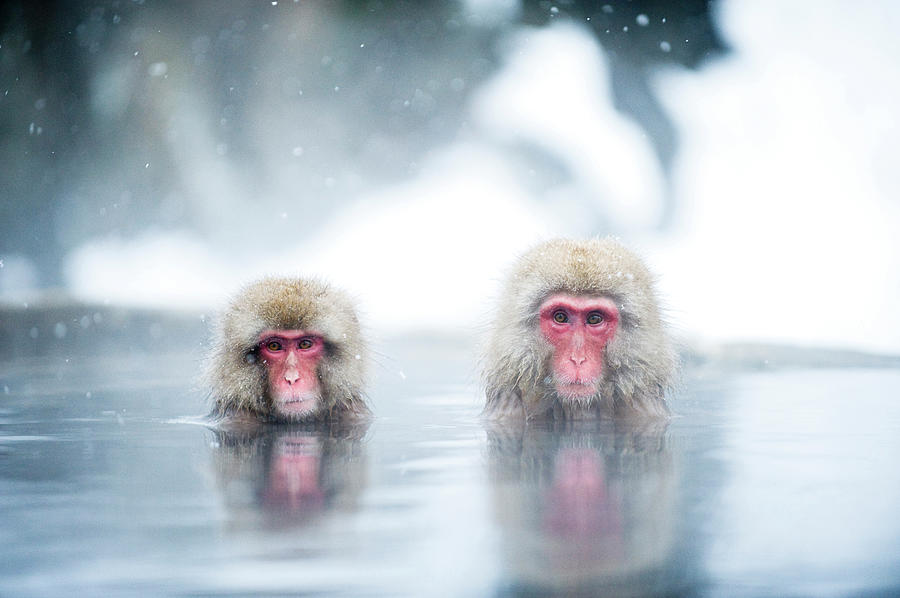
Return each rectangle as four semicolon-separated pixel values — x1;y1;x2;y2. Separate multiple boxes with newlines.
206;277;368;421
483;238;676;419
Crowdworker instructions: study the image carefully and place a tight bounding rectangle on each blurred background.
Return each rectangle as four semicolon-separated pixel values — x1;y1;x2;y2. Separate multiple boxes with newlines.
2;0;899;353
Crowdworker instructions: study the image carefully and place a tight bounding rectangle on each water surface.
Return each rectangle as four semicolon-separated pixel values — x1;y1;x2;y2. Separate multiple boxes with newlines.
2;329;900;597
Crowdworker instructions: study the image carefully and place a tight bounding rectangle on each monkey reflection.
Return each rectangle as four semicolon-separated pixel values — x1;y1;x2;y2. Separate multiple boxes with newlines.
262;434;326;511
487;419;675;593
210;421;369;527
544;448;622;545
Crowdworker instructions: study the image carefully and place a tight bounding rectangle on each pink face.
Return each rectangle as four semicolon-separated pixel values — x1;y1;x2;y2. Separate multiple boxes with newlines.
258;329;325;417
539;294;619;399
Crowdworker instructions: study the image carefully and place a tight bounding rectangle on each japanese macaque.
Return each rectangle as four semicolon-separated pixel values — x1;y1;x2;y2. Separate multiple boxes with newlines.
206;277;369;423
483;238;676;420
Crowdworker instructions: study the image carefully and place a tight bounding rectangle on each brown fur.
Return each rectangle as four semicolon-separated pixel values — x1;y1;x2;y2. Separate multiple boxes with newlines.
206;277;369;423
482;238;676;420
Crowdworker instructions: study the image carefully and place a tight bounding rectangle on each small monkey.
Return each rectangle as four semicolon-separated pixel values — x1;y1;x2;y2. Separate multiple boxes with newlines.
483;238;676;420
207;277;369;423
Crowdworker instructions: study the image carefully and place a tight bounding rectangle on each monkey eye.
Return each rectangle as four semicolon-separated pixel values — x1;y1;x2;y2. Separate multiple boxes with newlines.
586;312;605;325
298;338;313;350
552;311;569;324
265;340;283;352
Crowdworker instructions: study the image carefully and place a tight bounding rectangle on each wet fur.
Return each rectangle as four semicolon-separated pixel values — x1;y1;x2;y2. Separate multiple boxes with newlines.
206;277;369;423
482;238;676;420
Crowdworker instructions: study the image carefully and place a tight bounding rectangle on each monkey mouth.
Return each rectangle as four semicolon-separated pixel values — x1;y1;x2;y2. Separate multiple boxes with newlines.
555;381;598;399
274;393;319;415
279;393;310;402
280;396;310;405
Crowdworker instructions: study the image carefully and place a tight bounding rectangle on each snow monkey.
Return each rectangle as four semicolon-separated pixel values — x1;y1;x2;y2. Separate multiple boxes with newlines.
207;277;369;423
482;238;676;420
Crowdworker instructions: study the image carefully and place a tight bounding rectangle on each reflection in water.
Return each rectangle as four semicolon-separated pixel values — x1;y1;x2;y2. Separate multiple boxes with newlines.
544;448;622;550
487;419;676;595
210;420;370;528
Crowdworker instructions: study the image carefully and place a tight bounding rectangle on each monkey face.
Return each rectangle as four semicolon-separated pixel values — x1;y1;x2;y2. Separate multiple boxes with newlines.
538;294;619;400
257;329;325;419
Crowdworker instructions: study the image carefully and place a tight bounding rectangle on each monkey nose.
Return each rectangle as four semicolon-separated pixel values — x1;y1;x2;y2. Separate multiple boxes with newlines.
570;355;587;366
283;368;301;385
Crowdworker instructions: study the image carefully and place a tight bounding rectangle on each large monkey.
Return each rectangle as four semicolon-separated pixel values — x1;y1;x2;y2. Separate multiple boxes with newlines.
206;277;369;423
483;238;676;420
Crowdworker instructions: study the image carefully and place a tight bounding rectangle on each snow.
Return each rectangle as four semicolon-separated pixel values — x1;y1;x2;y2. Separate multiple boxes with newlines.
53;0;900;353
645;0;900;353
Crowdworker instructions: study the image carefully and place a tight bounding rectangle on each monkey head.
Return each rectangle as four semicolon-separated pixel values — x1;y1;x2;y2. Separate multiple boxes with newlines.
207;277;368;422
483;238;676;419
